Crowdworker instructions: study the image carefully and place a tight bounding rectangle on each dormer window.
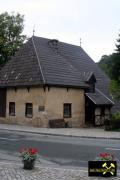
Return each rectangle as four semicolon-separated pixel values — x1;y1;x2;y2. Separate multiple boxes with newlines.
85;72;96;93
48;39;59;50
89;83;95;93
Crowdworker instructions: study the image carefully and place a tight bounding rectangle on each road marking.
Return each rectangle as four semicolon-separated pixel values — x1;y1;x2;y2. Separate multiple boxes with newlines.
0;137;17;141
105;148;120;151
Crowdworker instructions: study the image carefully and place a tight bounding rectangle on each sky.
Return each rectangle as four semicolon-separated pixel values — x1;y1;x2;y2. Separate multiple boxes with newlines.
0;0;120;62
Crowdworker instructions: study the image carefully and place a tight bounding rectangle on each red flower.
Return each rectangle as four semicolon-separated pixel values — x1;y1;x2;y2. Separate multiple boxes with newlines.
98;152;114;161
100;153;106;157
19;147;38;154
32;149;37;154
29;148;38;154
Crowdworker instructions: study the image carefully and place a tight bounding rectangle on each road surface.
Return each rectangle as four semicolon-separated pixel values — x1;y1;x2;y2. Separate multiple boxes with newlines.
0;129;119;169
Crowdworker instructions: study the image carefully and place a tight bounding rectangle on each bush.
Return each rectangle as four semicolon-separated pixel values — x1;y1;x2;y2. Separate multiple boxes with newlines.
104;119;112;131
104;113;120;131
112;112;120;121
111;120;120;130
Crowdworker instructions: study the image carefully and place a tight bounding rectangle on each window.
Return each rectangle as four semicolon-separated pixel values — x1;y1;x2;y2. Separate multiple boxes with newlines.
63;103;71;118
25;103;33;118
9;102;15;116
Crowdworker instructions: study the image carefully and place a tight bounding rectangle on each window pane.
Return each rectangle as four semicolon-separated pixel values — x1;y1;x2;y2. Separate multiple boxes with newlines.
25;103;33;118
9;102;15;116
63;103;71;118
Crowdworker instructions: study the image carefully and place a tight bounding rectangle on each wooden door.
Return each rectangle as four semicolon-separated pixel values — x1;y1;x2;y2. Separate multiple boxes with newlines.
0;89;6;117
85;96;95;125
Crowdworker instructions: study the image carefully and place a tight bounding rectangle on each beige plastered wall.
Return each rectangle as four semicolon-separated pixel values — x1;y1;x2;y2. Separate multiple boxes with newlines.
0;87;85;127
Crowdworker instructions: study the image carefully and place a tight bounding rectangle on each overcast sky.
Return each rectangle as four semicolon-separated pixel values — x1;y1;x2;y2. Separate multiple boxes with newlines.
0;0;120;62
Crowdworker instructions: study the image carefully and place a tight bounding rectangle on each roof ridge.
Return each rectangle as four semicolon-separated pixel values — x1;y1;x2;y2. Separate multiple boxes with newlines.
34;35;84;50
31;36;45;84
96;88;114;104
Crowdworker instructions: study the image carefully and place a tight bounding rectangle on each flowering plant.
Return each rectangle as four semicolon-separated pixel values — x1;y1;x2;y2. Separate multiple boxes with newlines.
96;153;114;161
19;147;38;161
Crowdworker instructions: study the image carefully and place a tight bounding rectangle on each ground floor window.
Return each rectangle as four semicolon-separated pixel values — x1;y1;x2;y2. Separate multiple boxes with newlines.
63;103;71;118
9;102;15;116
25;103;33;118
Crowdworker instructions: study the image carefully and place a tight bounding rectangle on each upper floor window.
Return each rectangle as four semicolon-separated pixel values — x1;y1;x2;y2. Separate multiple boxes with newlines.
63;103;71;118
9;102;15;116
25;103;33;118
86;73;96;93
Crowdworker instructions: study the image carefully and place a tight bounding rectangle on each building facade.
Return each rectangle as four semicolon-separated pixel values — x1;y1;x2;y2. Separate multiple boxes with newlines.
0;36;114;127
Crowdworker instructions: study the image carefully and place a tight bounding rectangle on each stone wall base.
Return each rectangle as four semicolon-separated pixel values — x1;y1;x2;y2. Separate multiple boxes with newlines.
0;117;84;128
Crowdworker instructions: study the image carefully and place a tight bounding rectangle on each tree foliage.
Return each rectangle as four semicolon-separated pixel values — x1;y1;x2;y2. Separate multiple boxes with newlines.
0;12;26;65
98;55;112;78
110;80;120;100
115;33;120;54
110;53;120;83
98;32;120;100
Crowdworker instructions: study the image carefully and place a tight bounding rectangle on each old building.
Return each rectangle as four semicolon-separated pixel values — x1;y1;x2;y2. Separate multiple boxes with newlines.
0;36;114;127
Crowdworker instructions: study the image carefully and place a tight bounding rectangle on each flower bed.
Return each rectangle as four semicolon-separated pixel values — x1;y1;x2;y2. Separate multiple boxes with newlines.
95;153;114;161
19;147;38;170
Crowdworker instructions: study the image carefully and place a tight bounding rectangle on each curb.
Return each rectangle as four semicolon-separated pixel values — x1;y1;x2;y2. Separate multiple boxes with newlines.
0;127;120;140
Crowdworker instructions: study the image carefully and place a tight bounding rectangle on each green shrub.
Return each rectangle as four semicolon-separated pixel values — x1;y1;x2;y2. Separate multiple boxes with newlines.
111;120;120;129
104;113;120;131
104;120;111;131
112;112;120;121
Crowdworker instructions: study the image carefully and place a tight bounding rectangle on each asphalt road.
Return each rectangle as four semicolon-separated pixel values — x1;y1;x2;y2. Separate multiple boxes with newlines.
0;130;120;169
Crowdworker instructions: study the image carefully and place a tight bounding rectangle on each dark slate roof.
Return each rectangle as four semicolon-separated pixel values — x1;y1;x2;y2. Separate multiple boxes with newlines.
0;35;116;107
56;40;110;96
0;36;88;88
111;101;120;113
33;36;88;88
32;36;111;95
0;39;44;87
85;89;114;106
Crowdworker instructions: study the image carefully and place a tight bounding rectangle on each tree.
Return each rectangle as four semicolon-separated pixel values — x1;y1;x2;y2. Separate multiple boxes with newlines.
97;55;112;78
0;12;26;65
110;80;120;100
110;53;120;83
115;32;120;54
98;32;120;100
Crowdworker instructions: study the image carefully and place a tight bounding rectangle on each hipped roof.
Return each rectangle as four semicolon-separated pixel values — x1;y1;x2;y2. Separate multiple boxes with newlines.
0;36;113;106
